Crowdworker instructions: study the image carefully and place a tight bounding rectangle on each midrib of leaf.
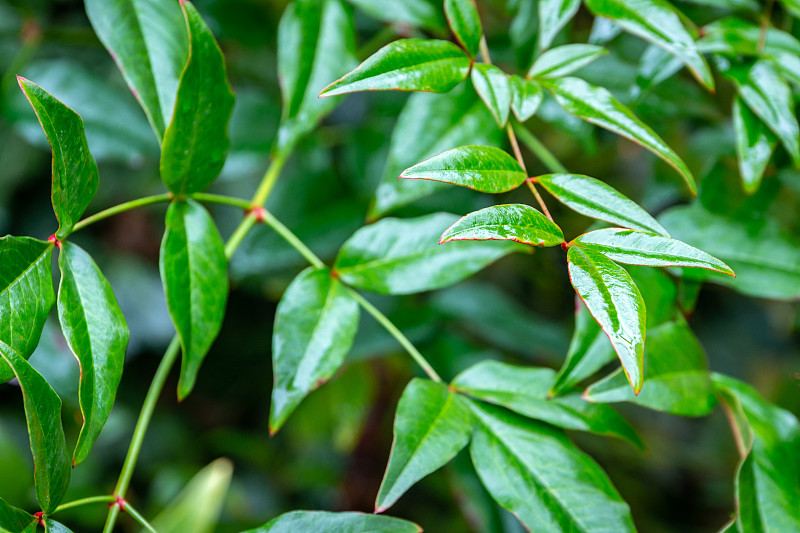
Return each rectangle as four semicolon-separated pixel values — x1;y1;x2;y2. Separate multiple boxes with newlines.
381;57;468;81
292;276;338;389
447;223;555;243
552;188;648;229
289;4;322;118
1;245;51;301
410;169;525;179
131;0;168;138
338;246;466;276
576;252;622;332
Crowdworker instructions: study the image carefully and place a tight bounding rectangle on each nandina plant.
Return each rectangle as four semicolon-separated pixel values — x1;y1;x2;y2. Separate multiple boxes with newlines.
1;0;799;532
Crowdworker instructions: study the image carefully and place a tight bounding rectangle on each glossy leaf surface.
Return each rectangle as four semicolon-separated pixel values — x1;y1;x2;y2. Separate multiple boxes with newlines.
440;204;564;246
445;0;482;57
43;521;72;533
276;0;357;153
538;173;669;235
733;97;776;194
245;511;421;532
527;44;607;79
471;63;511;127
0;498;34;533
0;237;55;383
400;145;527;193
538;0;581;50
17;78;98;238
57;242;128;465
567;246;645;394
583;0;713;90
334;213;525;294
585;319;716;416
320;39;471;96
160;200;228;400
376;379;474;511
574;228;734;274
659;205;800;300
509;75;543;122
0;342;70;513
270;267;360;433
453;361;642;447
84;0;188;140
545;77;696;193
160;1;235;194
469;402;635;532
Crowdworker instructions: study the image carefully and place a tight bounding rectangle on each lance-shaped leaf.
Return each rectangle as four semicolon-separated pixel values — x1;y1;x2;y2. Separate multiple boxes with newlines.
400;145;527;193
713;374;800;532
276;0;357;153
334;213;526;294
585;319;715;416
57;242;128;465
270;267;360;434
0;498;35;533
160;199;228;400
509;75;543;122
573;228;734;275
84;0;188;141
0;342;70;513
453;361;643;448
567;246;645;394
733;96;776;195
527;44;607;79
537;173;669;235
538;0;581;50
583;0;713;90
445;0;482;57
544;77;696;193
440;204;564;246
43;521;72;533
781;0;800;18
0;237;55;384
723;60;800;168
346;0;446;32
244;511;421;532
320;39;471;96
469;402;636;532
17;78;98;239
376;379;474;511
160;1;235;194
471;63;511;127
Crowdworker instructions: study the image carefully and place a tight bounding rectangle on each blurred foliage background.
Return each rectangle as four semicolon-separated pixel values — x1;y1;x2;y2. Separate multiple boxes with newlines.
0;0;799;531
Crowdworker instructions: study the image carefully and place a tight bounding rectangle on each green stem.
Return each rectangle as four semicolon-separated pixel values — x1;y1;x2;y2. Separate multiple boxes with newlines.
51;495;116;514
252;152;288;207
124;502;159;533
71;194;173;234
191;192;253;210
260;210;325;269
225;213;258;259
512;122;568;174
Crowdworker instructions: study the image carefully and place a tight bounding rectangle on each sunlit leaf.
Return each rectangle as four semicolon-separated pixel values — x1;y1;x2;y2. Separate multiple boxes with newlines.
471;64;511;127
527;44;607;79
440;204;564;246
538;0;581;51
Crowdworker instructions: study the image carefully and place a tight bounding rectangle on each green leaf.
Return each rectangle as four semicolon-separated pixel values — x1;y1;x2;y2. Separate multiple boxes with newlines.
0;237;55;384
780;0;800;18
370;85;502;217
658;204;800;300
270;267;360;434
537;173;669;236
244;511;422;532
544;77;696;193
440;204;564;246
147;458;233;533
43;521;72;533
452;361;643;448
334;213;526;295
722;60;800;168
84;0;188;141
345;0;446;32
585;319;716;416
583;0;714;90
399;145;527;193
713;374;800;532
567;246;645;394
0;497;35;533
444;0;482;57
0;342;70;513
376;379;474;511
17;78;98;239
509;75;543;122
469;402;635;532
276;0;357;153
574;228;734;275
527;44;608;79
57;242;128;465
160;199;228;400
320;39;471;96
733;96;776;194
160;1;235;195
538;0;581;50
471;63;511;127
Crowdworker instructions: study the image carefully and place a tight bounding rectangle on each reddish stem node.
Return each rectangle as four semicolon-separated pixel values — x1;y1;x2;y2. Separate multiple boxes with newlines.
247;206;267;223
34;512;45;527
108;495;126;512
561;242;571;251
48;234;62;249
